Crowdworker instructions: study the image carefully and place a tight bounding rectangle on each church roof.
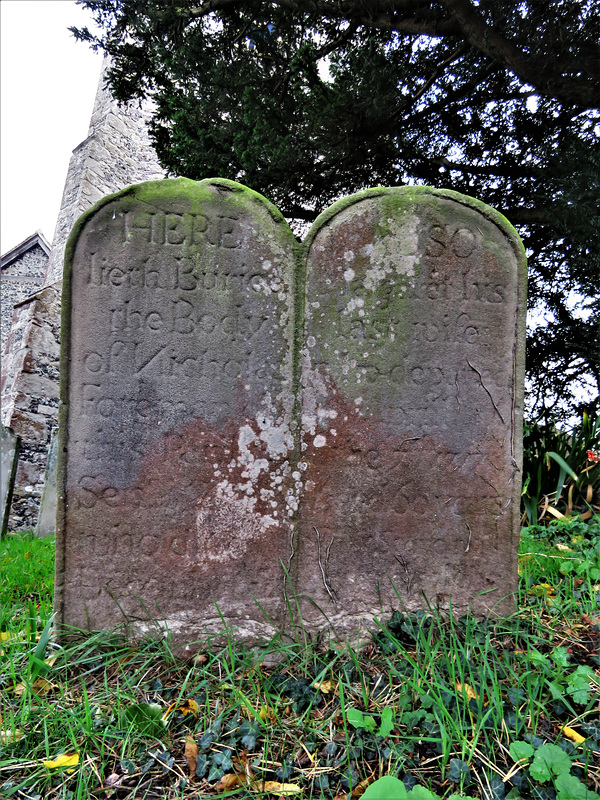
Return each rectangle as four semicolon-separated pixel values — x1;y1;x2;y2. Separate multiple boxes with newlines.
1;231;51;270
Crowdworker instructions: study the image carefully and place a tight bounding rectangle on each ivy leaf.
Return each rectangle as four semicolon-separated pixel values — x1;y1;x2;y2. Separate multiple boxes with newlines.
362;775;408;799
195;754;208;778
207;765;224;782
581;722;600;741
449;759;471;784
484;774;506;800
529;744;572;782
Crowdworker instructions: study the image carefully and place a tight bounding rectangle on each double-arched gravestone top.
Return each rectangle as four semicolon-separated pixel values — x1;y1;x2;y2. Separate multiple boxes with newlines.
56;178;526;649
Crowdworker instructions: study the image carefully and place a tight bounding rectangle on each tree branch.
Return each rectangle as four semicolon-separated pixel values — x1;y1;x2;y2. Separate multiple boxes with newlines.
440;0;599;108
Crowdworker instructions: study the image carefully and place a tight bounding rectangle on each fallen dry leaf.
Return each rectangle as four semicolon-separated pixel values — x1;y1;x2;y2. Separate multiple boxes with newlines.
0;728;24;744
14;677;52;697
581;613;600;627
43;753;79;771
217;772;247;791
352;777;374;797
258;781;302;796
184;736;198;776
562;725;586;744
312;679;333;693
162;697;200;721
259;704;277;723
456;682;478;701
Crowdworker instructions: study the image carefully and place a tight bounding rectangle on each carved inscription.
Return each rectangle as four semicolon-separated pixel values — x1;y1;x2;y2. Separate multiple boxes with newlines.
59;179;297;642
57;183;525;648
297;191;525;629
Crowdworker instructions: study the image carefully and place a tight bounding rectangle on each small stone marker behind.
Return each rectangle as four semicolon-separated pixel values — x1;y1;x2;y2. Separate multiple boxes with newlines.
1;426;21;536
57;181;526;647
297;189;526;634
57;179;298;647
36;427;59;538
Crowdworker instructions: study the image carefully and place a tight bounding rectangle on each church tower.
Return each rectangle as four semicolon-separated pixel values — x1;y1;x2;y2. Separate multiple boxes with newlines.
1;59;164;529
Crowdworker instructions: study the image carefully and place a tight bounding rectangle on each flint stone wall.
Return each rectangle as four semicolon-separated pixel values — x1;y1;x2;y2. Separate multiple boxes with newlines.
57;179;526;648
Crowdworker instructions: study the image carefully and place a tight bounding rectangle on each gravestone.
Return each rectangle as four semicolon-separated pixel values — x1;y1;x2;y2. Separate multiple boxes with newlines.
57;180;526;647
1;426;20;536
36;427;59;538
57;179;298;645
297;190;526;634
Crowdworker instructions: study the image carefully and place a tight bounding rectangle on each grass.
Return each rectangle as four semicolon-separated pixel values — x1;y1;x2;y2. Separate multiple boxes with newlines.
0;519;599;800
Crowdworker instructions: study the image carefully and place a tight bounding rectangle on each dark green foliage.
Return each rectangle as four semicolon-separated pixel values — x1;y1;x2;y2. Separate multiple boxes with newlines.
71;0;600;418
521;413;600;523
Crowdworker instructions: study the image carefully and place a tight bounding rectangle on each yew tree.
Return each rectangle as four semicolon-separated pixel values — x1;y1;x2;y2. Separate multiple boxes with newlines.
72;0;600;420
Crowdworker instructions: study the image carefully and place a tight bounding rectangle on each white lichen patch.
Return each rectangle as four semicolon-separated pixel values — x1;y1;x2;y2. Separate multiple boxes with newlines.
363;262;392;291
301;355;329;435
314;435;326;447
344;268;355;282
195;486;279;562
343;296;364;315
317;407;338;421
369;213;420;280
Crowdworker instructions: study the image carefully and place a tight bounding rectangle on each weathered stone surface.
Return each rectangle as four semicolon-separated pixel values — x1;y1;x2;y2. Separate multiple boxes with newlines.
0;283;62;529
57;182;526;648
36;427;58;538
57;178;298;648
1;426;20;536
297;188;526;636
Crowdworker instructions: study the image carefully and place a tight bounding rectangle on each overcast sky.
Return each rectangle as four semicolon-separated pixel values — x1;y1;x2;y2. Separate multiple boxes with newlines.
1;1;103;255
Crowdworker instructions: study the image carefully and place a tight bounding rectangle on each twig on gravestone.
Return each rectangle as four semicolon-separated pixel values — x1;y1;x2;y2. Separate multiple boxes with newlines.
314;526;337;603
394;553;413;594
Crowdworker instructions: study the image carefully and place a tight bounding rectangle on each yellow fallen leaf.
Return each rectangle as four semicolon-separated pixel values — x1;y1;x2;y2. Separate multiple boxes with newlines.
555;543;574;552
562;725;586;744
259;704;277;723
456;682;478;701
13;677;52;697
162;697;200;721
43;753;79;770
179;698;199;715
313;679;333;693
259;780;302;795
527;583;555;597
0;728;24;744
